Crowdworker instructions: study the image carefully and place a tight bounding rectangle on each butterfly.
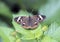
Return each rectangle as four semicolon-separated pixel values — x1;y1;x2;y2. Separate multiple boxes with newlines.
14;15;46;30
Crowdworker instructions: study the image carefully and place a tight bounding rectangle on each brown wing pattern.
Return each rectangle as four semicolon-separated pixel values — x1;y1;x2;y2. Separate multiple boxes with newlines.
14;15;46;30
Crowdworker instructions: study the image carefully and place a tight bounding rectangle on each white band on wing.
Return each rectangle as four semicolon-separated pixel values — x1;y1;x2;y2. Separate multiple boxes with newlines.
17;17;21;22
39;15;43;20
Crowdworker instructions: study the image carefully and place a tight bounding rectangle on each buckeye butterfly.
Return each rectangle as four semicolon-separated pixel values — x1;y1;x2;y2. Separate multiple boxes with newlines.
14;15;46;30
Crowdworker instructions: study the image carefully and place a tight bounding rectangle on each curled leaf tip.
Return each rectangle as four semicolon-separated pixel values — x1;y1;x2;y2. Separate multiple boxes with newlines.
42;25;48;32
16;39;21;42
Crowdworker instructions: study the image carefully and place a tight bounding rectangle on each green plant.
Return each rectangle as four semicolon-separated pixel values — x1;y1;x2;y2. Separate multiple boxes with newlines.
0;0;60;42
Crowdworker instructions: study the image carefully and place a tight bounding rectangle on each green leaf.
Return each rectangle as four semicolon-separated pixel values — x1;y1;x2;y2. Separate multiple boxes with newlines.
44;22;60;41
12;18;43;40
41;36;58;42
0;27;14;42
12;10;43;40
